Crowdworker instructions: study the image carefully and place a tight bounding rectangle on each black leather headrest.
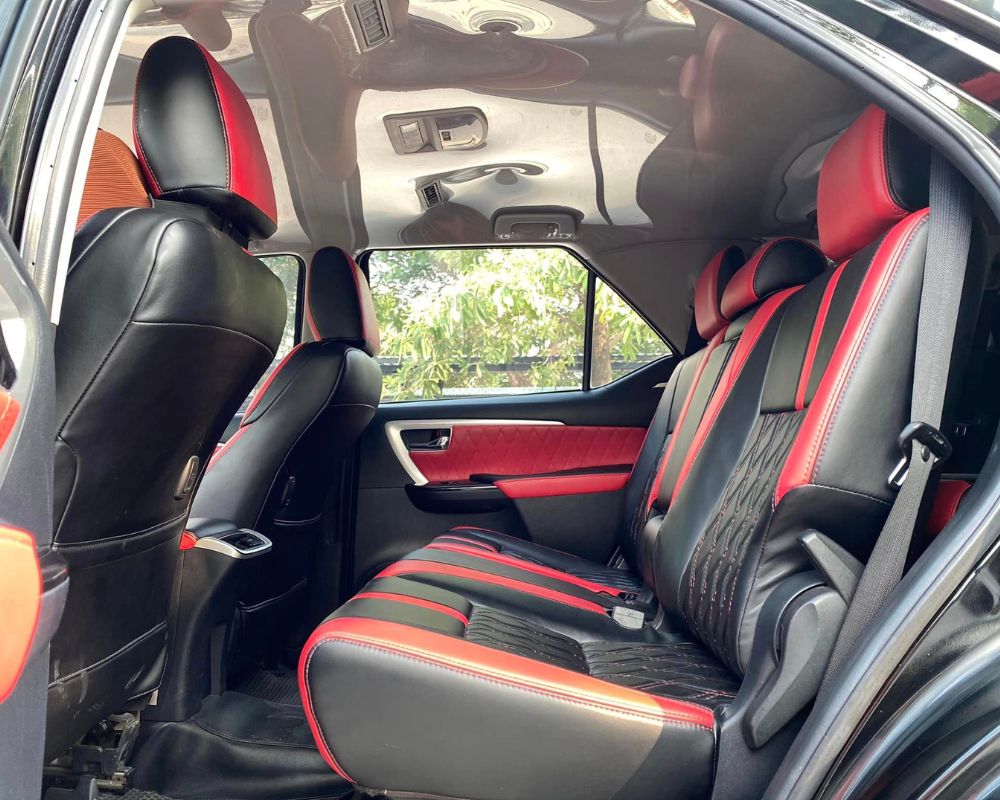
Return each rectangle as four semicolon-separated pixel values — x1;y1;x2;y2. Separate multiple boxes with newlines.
693;245;745;339
721;238;828;319
305;247;381;356
133;36;277;240
817;105;931;262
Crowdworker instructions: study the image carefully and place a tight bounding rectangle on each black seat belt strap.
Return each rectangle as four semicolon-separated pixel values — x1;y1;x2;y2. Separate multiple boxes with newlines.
819;153;973;694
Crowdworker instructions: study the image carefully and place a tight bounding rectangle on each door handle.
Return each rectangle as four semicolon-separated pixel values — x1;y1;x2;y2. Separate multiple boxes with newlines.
409;434;451;451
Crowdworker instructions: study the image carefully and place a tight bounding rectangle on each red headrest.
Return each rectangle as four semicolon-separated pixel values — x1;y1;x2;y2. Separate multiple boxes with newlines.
817;106;930;262
721;238;828;320
694;246;745;339
133;37;277;241
305;247;381;356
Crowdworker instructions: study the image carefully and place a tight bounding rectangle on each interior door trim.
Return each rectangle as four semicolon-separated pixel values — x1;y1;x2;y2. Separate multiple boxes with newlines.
385;419;564;485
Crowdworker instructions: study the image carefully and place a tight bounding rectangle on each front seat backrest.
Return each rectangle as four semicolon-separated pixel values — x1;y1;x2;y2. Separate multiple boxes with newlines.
191;246;382;665
48;36;286;759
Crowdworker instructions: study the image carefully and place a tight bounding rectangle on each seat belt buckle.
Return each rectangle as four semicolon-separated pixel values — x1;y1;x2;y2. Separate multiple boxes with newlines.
888;421;952;489
611;605;645;630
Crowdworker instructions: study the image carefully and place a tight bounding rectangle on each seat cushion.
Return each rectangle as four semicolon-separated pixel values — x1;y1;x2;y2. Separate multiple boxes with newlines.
300;580;720;800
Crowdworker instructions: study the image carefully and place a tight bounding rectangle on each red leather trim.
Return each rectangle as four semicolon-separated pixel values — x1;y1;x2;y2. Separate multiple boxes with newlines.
376;561;607;614
303;617;715;729
494;472;629;499
207;425;247;470
673;287;801;498
0;526;41;704
242;343;306;423
352;591;470;625
345;253;381;355
646;334;721;511
927;479;973;539
794;262;846;411
196;44;278;225
720;239;781;320
818;106;908;262
436;534;499;552
776;211;929;503
179;531;198;551
410;425;646;483
424;543;623;596
693;247;731;339
0;390;19;451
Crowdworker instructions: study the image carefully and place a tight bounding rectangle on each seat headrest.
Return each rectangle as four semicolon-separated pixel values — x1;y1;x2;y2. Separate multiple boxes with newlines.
76;129;151;229
817;106;931;262
133;36;277;241
305;247;381;356
694;245;745;339
721;238;828;320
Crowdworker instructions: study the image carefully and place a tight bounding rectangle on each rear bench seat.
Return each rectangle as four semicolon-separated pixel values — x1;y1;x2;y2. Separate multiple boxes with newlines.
300;106;933;800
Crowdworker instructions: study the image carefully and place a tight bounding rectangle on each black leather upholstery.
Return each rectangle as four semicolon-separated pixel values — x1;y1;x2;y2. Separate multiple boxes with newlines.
48;49;284;758
301;107;938;800
191;246;381;666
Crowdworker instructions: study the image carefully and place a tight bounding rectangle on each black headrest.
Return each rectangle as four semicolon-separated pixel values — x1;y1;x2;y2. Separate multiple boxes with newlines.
817;105;931;262
133;36;277;240
721;238;828;319
305;247;381;356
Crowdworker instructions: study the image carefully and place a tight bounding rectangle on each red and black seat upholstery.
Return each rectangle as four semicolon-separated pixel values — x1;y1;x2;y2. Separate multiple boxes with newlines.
191;246;382;666
300;104;935;800
48;37;285;758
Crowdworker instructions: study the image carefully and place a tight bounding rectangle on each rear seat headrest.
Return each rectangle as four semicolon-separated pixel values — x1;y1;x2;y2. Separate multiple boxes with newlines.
76;129;151;229
694;245;745;340
133;36;277;241
818;105;931;262
721;238;827;320
305;247;381;356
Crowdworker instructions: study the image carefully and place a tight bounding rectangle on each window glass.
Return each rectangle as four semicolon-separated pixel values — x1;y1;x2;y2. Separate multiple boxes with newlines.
590;278;672;389
250;254;301;400
368;248;587;401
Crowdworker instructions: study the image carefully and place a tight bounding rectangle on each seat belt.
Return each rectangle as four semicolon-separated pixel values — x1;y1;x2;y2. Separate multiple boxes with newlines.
819;153;973;694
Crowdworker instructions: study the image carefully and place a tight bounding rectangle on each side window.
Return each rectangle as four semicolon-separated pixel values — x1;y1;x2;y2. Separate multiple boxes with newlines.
367;248;672;402
252;254;302;396
368;248;587;402
590;278;672;389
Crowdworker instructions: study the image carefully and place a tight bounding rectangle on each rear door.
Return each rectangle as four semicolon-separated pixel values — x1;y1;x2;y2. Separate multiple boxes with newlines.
349;246;675;592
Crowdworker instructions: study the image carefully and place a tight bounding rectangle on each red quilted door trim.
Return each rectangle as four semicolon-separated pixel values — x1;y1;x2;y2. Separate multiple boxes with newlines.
409;425;646;483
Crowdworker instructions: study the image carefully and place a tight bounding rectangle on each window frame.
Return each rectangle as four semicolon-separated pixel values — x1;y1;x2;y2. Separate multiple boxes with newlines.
359;244;672;402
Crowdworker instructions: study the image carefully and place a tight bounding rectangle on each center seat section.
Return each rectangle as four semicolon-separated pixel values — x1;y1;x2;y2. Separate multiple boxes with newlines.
370;239;827;636
300;106;933;800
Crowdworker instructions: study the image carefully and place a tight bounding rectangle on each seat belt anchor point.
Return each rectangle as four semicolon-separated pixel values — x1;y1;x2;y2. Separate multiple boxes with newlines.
888;421;952;489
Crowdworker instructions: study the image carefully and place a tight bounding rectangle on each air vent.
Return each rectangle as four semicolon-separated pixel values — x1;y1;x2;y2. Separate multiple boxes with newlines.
419;181;444;209
352;0;393;49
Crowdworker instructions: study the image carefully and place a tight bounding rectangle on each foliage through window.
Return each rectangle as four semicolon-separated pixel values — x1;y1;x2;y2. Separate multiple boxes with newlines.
367;248;670;402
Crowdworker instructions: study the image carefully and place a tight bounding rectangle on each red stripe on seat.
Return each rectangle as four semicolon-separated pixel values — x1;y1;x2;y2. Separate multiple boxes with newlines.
776;210;929;504
435;535;499;552
301;617;715;731
376;561;607;614
241;343;306;423
352;591;469;625
495;472;629;499
207;425;247;470
794;263;846;410
647;333;721;511
673;287;801;499
424;543;624;596
927;479;973;538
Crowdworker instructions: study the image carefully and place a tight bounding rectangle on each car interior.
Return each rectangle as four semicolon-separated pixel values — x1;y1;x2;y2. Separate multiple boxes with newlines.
12;0;1000;799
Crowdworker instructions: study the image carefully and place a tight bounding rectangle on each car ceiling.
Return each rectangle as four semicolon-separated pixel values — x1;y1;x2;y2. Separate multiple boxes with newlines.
101;0;866;345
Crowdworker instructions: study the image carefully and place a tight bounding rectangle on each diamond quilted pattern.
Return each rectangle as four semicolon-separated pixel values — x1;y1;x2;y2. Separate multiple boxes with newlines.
583;640;739;710
411;425;646;483
682;410;804;672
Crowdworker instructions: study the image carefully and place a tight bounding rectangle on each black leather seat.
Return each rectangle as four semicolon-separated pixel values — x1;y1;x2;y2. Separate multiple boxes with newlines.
191;246;382;666
48;36;285;759
300;106;935;799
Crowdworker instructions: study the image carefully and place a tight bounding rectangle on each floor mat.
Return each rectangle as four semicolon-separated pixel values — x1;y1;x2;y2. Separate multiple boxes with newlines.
232;667;301;706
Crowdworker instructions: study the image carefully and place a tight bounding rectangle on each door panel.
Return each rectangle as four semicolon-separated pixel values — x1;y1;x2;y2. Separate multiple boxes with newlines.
352;357;673;591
